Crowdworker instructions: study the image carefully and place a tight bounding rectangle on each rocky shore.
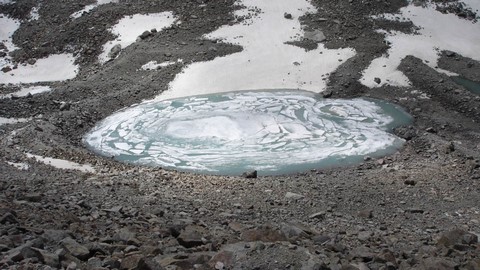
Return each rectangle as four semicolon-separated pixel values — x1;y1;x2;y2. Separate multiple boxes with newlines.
1;0;479;269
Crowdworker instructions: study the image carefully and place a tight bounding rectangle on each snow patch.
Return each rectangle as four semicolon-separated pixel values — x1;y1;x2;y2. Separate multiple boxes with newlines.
161;0;355;100
29;7;40;21
26;153;96;173
7;161;29;170
70;0;118;19
0;117;29;126
99;12;176;63
0;15;20;52
141;59;182;70
361;2;480;88
0;85;52;99
0;54;78;84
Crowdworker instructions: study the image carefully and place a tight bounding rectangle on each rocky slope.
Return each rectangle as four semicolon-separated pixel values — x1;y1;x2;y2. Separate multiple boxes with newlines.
0;0;479;269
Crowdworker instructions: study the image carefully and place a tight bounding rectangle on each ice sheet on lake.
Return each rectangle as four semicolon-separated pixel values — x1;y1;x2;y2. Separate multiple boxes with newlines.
361;1;480;88
85;91;410;175
99;12;176;63
0;54;78;84
26;153;96;173
160;0;356;100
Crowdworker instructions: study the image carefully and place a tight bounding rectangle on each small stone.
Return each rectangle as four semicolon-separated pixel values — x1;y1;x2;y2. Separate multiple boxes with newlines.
61;237;90;260
1;66;12;73
357;231;373;241
313;235;331;245
406;208;424;214
358;209;373;219
120;254;143;270
404;180;416;186
285;192;304;200
27;58;36;65
374;77;381;84
438;229;478;247
59;102;70;111
23;193;42;202
322;90;333;98
309;211;326;220
284;13;293;19
445;50;456;57
177;225;207;248
242;170;257;178
139;30;152;40
108;44;122;59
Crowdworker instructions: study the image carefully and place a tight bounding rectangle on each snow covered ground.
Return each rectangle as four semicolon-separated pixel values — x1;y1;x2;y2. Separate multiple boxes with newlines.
160;0;356;100
99;12;177;63
361;1;480;87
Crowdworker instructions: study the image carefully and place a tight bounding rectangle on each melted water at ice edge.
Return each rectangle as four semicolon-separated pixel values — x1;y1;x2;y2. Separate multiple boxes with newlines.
84;90;412;176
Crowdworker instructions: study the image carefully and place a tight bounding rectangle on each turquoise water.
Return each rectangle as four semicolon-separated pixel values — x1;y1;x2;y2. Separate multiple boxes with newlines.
451;76;480;95
85;90;412;176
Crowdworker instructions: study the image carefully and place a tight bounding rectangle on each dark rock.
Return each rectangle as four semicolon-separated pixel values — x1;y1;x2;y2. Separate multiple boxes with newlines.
120;254;143;270
322;90;333;98
358;209;373;219
241;227;287;242
374;77;381;84
1;66;12;73
61;237;91;260
108;44;122;59
404;180;416;186
438;229;478;248
139;31;152;40
32;248;60;268
23;193;42;202
42;230;73;244
420;257;456;270
284;13;292;19
242;170;257;178
59;102;70;111
0;212;18;224
313;235;331;245
177;225;207;248
137;257;164;270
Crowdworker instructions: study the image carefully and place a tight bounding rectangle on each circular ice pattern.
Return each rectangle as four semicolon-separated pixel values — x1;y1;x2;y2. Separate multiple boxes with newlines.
84;90;411;175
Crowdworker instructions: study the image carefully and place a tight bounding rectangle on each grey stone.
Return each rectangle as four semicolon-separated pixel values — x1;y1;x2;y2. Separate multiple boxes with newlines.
285;192;304;200
139;31;152;40
108;44;122;59
242;170;257;179
304;29;326;42
61;237;90;260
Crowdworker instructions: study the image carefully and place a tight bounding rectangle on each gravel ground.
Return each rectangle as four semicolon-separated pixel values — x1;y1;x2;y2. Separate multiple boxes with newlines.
1;0;479;269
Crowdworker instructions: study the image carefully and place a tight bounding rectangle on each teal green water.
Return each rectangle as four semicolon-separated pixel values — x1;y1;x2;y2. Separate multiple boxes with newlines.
451;76;480;95
85;90;412;176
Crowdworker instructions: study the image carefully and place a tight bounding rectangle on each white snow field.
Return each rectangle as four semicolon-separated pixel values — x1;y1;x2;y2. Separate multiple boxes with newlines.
160;0;356;100
361;1;480;87
0;54;78;84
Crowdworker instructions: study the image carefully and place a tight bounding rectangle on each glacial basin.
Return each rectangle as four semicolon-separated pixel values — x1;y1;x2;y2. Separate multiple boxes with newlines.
84;90;411;176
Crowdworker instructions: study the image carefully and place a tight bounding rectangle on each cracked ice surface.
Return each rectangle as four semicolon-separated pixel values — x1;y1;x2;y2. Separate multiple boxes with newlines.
160;0;356;100
84;91;410;175
361;1;480;88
